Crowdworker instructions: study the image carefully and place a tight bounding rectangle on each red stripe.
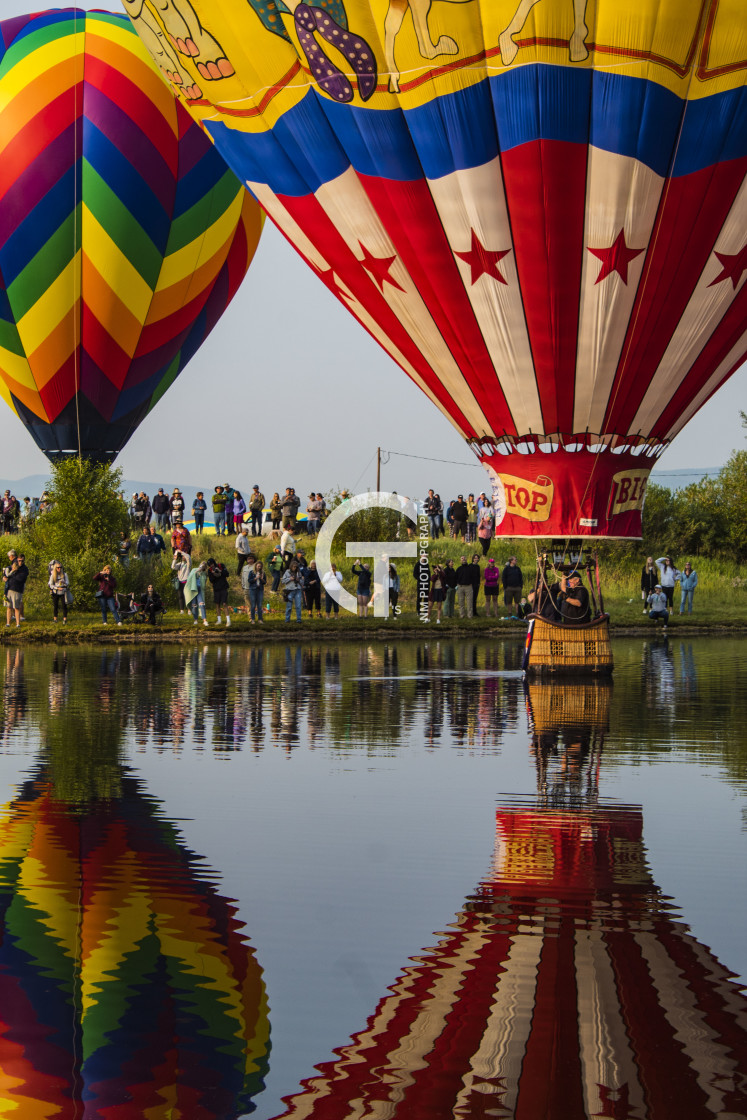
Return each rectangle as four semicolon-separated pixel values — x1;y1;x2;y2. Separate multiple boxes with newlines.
38;354;77;422
274;194;478;438
501;140;587;435
81;304;131;390
652;284;747;435
0;86;80;207
604;159;747;433
134;289;210;356
82;54;178;179
359;174;516;434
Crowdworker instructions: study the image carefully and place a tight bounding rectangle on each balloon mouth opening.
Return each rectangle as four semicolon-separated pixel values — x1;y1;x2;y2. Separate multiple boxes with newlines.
45;450;118;465
467;435;668;458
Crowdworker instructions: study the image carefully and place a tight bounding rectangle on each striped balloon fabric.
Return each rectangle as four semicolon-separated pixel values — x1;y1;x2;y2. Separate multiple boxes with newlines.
126;0;746;537
0;9;262;462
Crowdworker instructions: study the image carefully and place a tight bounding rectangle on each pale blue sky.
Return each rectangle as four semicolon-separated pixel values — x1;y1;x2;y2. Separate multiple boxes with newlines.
3;2;745;499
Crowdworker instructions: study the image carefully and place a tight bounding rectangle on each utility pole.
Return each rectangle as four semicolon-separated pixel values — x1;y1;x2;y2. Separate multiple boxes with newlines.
376;446;381;491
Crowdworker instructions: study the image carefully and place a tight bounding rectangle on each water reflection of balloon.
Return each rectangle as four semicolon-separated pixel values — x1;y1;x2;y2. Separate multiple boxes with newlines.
0;769;270;1117
0;9;262;462
127;0;747;537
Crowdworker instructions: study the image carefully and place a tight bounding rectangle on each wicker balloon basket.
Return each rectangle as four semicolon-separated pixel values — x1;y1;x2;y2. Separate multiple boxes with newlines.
523;615;613;676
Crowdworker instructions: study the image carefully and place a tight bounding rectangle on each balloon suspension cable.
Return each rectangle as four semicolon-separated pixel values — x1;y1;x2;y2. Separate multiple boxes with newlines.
585;556;599;617
595;550;605;615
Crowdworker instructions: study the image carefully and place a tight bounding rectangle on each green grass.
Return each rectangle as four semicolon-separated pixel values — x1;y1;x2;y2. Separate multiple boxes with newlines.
3;528;747;636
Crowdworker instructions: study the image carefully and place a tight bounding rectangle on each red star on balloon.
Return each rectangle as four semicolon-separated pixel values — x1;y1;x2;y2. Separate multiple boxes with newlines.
589;229;645;284
358;243;405;292
708;245;747;290
456;229;511;285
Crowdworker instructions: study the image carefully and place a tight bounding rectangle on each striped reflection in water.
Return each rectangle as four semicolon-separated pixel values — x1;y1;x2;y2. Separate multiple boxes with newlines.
272;682;746;1120
0;769;270;1118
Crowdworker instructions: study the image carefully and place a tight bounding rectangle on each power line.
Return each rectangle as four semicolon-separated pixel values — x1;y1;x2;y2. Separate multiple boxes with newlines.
381;448;481;469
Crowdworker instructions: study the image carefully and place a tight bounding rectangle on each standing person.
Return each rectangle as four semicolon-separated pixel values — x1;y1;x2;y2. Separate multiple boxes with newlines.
281;561;304;622
443;558;457;617
445;500;455;538
235;526;252;575
316;493;327;524
434;494;445;537
351;560;372;618
477;509;494;556
424;489;439;538
171;522;192;556
306;493;322;536
247;560;266;622
502;556;523;608
170;488;185;525
678;562;698;615
223;484;236;535
655;556;679;608
232;490;246;534
206;557;231;626
248;485;265;536
118;531;131;569
136;527;153;561
469;554;482;616
413;554;431;617
303;560;322;617
139;492;152;526
171;549;191;613
212;486;227;535
268;546;284;592
466;494;477;543
148;526;165;560
152;488;171;531
185;562;209;625
269;492;282;531
429;563;446;623
387;562;400;616
641;556;658;613
92;565;121;625
49;562;70;623
483;557;501;616
280;524;296;568
322;563;343;618
192;491;207;534
455;555;473;618
281;487;300;529
5;555;29;628
451;495;467;539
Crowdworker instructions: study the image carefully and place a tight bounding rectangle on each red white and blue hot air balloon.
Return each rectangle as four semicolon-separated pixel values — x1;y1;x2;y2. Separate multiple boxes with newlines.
125;0;747;536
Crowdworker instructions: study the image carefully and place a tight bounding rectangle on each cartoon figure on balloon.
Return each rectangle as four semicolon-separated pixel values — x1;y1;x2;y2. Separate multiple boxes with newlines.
126;0;379;104
385;0;589;92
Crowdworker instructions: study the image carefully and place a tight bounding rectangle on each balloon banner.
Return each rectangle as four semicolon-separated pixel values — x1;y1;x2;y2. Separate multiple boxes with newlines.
0;9;263;462
125;0;747;536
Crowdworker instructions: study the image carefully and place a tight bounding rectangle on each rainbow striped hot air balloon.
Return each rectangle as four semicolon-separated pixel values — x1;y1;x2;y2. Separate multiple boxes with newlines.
126;0;747;537
0;9;263;462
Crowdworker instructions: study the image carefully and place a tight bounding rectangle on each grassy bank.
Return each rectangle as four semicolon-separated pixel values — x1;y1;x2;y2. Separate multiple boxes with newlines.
3;528;747;640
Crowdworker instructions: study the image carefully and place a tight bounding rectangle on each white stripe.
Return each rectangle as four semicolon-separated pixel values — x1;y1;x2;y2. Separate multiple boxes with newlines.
246;178;470;438
663;328;747;440
428;159;544;434
632;176;747;434
574;150;663;433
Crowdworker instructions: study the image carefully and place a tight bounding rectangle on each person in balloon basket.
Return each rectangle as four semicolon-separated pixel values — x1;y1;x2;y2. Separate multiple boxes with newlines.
5;554;28;628
152;488;171;532
206;557;231;626
557;571;591;623
92;566;121;625
678;562;698;615
647;584;669;630
212;486;227;535
641;556;658;613
502;556;523;607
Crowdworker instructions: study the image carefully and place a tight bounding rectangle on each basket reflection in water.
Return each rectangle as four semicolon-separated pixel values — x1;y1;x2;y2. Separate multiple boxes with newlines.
273;682;746;1120
0;769;270;1118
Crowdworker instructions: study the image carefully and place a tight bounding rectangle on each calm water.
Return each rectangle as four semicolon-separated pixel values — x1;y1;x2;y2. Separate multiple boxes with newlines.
0;638;745;1119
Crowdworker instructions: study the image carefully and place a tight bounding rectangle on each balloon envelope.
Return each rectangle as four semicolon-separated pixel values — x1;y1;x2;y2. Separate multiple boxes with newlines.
0;9;263;462
126;0;746;535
